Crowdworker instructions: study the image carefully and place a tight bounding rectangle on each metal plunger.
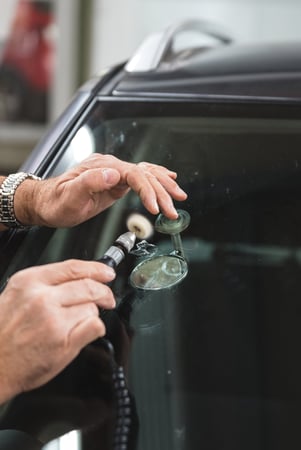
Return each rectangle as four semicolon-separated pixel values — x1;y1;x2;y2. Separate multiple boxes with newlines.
98;231;136;268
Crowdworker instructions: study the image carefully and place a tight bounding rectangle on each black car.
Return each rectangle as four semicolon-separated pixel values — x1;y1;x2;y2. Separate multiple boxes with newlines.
1;19;301;450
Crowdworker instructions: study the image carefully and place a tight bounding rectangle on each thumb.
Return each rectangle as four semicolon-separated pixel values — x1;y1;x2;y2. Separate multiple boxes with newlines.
101;168;121;187
77;168;121;192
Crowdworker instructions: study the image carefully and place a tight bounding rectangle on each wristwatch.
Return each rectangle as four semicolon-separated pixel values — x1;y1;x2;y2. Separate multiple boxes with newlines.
0;172;41;229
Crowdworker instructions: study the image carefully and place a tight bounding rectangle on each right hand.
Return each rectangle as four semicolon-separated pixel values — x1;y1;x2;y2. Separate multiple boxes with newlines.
0;259;116;404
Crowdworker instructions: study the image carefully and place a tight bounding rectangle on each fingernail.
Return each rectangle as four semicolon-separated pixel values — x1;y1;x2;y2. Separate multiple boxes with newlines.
176;186;188;196
151;198;160;213
102;168;119;185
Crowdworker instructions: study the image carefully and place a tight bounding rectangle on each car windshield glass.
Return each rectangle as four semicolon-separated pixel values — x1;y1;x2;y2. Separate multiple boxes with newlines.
1;99;301;450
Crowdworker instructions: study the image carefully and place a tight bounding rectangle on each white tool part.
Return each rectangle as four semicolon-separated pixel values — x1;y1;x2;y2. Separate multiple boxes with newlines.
126;213;154;240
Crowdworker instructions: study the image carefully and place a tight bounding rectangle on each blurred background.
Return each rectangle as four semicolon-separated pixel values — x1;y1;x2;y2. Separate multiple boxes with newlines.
1;0;301;174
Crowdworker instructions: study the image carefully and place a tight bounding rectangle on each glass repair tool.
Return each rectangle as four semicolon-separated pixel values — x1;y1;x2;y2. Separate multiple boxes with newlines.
154;209;190;258
130;209;191;291
98;213;154;268
98;231;136;268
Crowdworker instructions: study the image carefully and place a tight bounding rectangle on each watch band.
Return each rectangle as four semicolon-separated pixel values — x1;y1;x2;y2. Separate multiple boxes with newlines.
0;172;41;229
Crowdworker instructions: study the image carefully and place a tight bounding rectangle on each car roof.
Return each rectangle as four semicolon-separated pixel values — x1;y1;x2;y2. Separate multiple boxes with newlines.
112;21;301;101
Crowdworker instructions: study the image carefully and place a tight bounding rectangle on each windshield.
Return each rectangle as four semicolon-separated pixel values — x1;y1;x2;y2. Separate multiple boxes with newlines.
1;99;301;450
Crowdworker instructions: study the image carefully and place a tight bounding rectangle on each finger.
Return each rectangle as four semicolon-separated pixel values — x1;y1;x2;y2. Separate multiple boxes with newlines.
72;168;121;193
77;153;120;170
49;278;116;308
138;164;187;200
127;170;160;214
147;175;179;219
24;260;116;287
138;162;178;179
62;301;99;324
62;300;99;320
127;169;185;218
69;314;106;350
152;172;188;201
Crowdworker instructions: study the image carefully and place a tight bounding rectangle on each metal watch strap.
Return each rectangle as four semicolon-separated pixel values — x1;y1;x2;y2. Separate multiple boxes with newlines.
0;172;41;229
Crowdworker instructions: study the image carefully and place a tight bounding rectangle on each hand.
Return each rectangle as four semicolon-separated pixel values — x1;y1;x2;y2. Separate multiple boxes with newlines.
0;259;116;404
15;154;187;228
0;310;136;445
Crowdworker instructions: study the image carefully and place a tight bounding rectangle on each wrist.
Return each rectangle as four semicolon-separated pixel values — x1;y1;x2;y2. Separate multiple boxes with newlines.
0;173;42;229
14;178;42;227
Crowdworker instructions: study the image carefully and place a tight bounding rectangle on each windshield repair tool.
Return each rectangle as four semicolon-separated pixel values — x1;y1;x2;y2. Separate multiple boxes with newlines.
129;209;191;291
126;213;154;240
98;214;154;268
101;338;138;450
97;223;148;450
155;209;190;258
98;231;136;268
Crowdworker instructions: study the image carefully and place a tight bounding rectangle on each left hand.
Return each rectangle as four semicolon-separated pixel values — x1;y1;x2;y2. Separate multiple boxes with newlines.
16;154;187;228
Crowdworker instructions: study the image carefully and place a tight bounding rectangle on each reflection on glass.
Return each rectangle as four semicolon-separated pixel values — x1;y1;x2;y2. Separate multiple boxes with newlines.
69;125;95;163
43;430;81;450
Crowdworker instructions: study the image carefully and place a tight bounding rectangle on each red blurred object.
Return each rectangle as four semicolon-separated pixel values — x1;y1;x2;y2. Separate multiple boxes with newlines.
0;0;55;122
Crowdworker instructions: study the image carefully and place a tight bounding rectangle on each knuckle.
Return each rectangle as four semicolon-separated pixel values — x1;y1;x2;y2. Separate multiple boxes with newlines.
81;278;100;300
95;284;115;308
7;274;48;309
136;162;149;173
101;283;114;300
90;317;106;337
63;259;82;274
137;161;148;167
63;259;94;280
87;302;99;316
9;269;31;287
91;153;117;165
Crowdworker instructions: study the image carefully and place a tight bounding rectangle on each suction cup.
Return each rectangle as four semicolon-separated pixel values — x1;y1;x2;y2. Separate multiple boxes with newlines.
129;209;190;290
155;209;190;235
130;254;188;290
155;209;191;258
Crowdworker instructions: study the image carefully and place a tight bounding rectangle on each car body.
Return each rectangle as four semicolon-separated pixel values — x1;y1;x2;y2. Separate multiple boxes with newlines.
1;19;301;450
